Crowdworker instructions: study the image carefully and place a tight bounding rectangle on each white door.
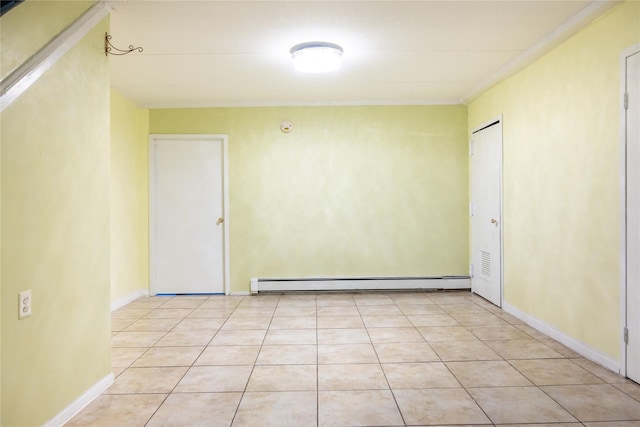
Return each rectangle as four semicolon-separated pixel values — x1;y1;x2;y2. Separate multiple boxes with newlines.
471;119;503;307
150;135;226;295
626;50;640;383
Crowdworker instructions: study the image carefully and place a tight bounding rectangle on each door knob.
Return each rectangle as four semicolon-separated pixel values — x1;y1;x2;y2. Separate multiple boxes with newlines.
216;217;224;225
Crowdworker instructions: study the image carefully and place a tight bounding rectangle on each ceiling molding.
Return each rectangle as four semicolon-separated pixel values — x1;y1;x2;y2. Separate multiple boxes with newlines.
460;0;621;105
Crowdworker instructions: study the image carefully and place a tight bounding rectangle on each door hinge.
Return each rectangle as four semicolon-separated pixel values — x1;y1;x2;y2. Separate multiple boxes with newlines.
470;140;474;156
624;93;629;110
470;263;474;277
624;327;629;344
470;202;475;217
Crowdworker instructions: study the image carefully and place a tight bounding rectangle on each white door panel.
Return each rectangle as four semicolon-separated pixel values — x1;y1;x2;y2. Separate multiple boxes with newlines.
471;119;503;307
626;50;640;383
150;136;225;295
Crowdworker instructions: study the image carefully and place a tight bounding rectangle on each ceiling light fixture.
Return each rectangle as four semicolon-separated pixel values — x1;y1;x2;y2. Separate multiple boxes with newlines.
290;42;343;73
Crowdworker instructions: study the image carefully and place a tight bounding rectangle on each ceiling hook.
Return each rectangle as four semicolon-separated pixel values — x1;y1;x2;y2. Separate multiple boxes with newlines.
105;33;143;56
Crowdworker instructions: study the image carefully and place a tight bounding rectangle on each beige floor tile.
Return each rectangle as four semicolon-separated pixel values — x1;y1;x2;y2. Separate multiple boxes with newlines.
316;316;364;329
111;331;165;348
195;345;260;365
486;339;563;359
407;314;460;326
316;296;356;307
383;362;460;389
510;359;604;385
237;296;279;307
65;394;166;426
446;360;532;387
256;344;317;365
318;343;379;364
173;317;226;330
146;392;242;427
159;297;207;309
200;295;244;308
131;346;204;367
111;318;136;331
112;308;153;319
394;388;491;425
515;324;551;339
571;357;629;383
390;294;434;305
318;390;404;426
367;327;424;343
232;391;317;427
449;312;506;325
106;367;188;394
468;386;578;424
538;338;582;358
155;330;215;346
175;365;252;392
273;306;317;317
247;365;317;391
264;329;316;345
318;328;371;344
354;295;395;305
277;295;317;306
467;324;532;340
417;325;478;341
112;366;126;378
269;316;317;329
221;316;271;330
317;306;360;316
398;304;446;315
362;315;412;327
430;339;502;361
187;308;235;318
145;308;193;319
583;422;640;426
542;384;640;421
123;318;182;332
111;347;147;368
231;307;276;317
357;305;403;315
319;363;388;390
127;298;168;309
498;424;583;427
374;342;440;363
209;329;266;345
614;381;640;401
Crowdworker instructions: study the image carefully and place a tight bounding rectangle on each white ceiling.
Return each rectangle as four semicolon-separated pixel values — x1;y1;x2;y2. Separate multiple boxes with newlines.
107;0;617;108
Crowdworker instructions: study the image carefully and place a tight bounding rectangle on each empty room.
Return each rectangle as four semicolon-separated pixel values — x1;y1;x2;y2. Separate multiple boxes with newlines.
1;0;640;426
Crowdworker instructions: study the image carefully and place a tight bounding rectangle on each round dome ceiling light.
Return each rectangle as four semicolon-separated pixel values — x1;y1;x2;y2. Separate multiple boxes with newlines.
290;41;343;73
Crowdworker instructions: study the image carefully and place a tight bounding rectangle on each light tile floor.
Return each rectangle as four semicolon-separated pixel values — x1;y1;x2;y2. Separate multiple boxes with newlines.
67;291;640;426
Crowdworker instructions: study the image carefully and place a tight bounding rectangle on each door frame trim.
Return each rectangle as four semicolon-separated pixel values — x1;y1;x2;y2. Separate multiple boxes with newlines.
148;134;231;295
470;114;504;307
620;44;640;377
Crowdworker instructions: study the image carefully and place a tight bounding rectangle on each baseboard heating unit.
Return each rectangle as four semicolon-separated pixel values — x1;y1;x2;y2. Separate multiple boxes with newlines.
250;276;471;294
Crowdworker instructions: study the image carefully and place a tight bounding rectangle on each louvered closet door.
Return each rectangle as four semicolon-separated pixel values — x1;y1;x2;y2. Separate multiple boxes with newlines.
471;119;503;307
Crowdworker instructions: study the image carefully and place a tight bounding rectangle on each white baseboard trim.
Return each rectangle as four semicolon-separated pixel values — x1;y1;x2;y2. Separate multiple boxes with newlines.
250;276;471;294
43;373;114;427
111;288;149;311
229;291;251;296
503;301;620;374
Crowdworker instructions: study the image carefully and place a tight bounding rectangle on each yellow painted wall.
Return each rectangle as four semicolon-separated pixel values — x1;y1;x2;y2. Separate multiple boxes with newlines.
110;90;150;303
0;12;111;427
468;0;640;360
150;105;469;293
0;0;93;80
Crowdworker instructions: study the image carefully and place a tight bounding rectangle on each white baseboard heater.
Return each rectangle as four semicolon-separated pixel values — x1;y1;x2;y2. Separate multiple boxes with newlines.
250;276;471;294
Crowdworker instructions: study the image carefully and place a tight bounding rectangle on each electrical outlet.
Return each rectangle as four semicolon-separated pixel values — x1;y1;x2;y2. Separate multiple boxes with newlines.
19;290;31;319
